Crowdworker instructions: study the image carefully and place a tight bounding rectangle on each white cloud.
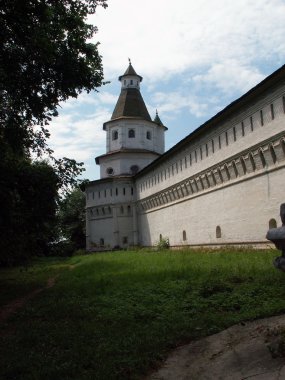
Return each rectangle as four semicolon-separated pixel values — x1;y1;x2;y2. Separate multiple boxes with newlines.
150;91;209;118
48;108;108;163
59;91;117;109
192;60;265;94
93;0;285;82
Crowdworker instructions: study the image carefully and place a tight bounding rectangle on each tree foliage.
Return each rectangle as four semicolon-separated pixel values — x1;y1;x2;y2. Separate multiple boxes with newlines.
0;0;108;265
0;160;59;265
58;187;87;251
0;0;107;157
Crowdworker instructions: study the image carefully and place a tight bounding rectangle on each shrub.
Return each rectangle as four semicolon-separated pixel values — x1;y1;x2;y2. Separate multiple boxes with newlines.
49;240;76;257
156;236;170;250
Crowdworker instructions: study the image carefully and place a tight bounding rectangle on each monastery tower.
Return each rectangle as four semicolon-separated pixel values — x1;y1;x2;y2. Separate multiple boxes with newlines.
85;62;167;249
96;61;167;178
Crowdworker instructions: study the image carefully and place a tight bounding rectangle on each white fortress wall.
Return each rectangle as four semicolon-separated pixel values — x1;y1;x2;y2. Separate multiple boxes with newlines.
136;85;285;200
135;85;285;246
138;166;285;246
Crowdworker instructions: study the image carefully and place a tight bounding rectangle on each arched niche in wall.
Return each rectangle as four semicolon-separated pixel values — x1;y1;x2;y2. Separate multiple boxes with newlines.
269;218;277;229
216;226;221;239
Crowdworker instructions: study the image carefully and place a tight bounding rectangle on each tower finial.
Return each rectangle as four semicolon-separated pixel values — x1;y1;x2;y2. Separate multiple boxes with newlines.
156;109;158;115
128;57;131;65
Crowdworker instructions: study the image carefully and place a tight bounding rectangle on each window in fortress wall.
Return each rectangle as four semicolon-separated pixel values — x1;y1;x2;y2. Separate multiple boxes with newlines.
225;131;228;146
269;218;277;229
218;136;221;149
250;116;254;131
241;121;245;137
233;126;236;141
212;139;215;153
260;110;264;126
270;103;275;120
216;226;221;238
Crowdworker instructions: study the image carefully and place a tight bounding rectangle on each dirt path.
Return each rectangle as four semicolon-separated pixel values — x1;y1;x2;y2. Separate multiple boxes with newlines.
0;264;77;326
147;315;285;380
0;275;59;325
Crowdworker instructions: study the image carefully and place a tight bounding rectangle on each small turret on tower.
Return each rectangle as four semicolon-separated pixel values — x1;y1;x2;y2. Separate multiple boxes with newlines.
153;109;164;127
118;59;142;90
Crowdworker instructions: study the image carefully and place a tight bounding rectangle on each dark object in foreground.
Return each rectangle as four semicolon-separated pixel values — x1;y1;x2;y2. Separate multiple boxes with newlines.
266;204;285;271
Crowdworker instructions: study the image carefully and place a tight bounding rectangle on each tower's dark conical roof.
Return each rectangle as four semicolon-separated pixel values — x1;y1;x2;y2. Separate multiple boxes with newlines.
119;62;142;81
111;88;151;120
111;63;150;121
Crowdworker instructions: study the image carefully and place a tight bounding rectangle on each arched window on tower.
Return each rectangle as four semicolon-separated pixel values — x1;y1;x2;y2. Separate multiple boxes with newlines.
146;131;152;140
112;130;118;140
128;129;135;138
182;230;187;241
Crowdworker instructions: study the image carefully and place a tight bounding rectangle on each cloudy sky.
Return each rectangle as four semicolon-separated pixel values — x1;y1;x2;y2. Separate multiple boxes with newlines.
48;0;285;180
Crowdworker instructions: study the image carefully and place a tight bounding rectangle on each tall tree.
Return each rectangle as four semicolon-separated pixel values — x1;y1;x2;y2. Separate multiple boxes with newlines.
0;0;108;264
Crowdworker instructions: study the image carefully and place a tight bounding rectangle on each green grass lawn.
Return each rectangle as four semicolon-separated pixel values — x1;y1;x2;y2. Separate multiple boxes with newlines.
1;248;285;380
